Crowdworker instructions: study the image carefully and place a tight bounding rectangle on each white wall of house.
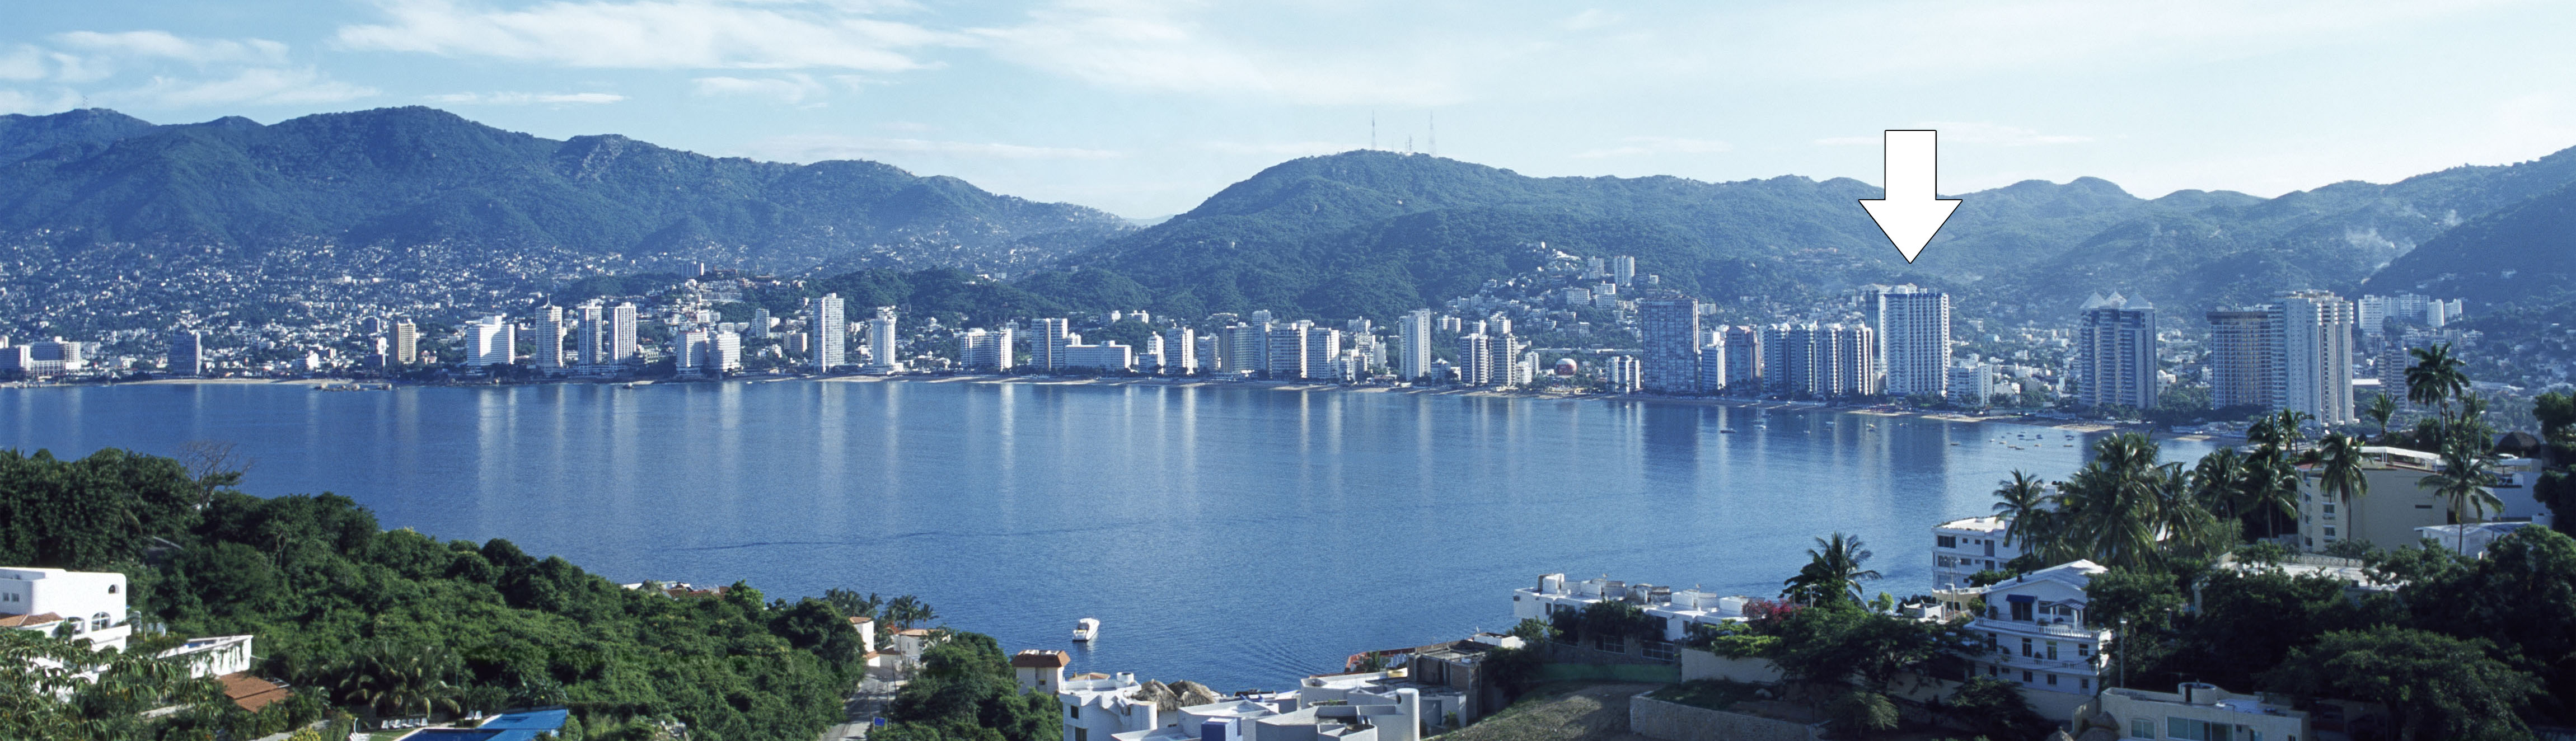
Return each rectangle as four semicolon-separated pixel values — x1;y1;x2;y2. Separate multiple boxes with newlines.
1;567;131;651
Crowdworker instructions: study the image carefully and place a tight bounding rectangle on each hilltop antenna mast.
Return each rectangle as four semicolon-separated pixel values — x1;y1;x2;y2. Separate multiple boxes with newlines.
1429;113;1436;157
1370;111;1378;150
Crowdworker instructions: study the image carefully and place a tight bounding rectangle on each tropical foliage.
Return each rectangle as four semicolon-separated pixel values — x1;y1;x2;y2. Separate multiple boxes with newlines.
0;447;894;741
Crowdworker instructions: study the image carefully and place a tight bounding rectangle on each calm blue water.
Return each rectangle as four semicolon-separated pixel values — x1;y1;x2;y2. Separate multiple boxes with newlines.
1;379;2213;691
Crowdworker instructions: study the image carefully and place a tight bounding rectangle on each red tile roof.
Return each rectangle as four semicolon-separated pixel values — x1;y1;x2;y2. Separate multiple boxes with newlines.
1011;650;1070;668
0;612;62;628
218;673;292;712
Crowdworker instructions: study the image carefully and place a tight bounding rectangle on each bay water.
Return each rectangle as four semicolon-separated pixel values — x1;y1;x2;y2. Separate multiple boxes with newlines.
1;379;2213;691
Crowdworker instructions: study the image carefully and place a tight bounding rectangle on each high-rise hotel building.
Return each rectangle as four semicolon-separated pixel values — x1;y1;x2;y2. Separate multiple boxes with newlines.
2204;290;2355;424
2073;293;2159;410
811;293;846;371
1636;296;1703;393
1873;287;1950;398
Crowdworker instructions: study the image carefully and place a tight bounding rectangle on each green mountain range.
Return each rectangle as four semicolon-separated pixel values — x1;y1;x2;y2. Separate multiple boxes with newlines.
1069;146;2576;323
5;105;2573;335
0;106;1129;274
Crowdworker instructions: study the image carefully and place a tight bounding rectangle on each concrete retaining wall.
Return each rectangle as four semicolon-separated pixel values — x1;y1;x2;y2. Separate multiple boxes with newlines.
1628;693;1825;741
1539;663;1682;683
1677;649;1783;684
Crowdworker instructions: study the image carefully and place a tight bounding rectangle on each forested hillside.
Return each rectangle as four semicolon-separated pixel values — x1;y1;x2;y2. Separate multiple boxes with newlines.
0;447;880;740
1043;146;2576;323
0;107;1129;275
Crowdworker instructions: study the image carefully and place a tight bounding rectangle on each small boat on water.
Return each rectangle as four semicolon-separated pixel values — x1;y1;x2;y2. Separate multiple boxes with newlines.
1072;618;1099;642
1720;428;1737;434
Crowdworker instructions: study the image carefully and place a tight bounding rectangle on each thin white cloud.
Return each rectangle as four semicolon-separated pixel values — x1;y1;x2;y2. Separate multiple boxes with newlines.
98;67;377;108
967;1;1489;106
1573;136;1733;158
0;88;84;115
0;31;374;112
427;91;626;105
1559;9;1622;31
336;0;949;72
0;46;51;81
52;31;290;67
744;133;1122;161
693;74;828;104
1817;124;2090;147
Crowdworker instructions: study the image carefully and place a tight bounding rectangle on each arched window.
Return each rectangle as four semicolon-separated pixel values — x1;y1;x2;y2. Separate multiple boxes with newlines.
107;584;118;594
92;612;111;631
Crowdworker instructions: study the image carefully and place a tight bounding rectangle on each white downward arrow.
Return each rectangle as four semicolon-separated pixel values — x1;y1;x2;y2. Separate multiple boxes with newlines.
1858;129;1961;264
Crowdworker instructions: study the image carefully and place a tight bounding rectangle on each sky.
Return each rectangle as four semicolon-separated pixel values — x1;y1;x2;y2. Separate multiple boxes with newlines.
5;1;2575;218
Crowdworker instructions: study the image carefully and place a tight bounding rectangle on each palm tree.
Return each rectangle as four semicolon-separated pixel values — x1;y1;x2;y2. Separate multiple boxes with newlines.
2406;343;2472;443
2149;462;2226;560
1782;533;1880;606
2191;447;2248;515
2405;343;2469;410
2250;410;2313;453
2235;452;2303;540
2361;393;2399;440
1990;471;2055;553
336;642;462;722
2419;442;2505;552
2311;433;2370;510
2058;434;2166;569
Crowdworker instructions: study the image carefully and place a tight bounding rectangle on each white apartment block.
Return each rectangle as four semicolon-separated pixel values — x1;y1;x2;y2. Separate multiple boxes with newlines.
1161;328;1197;374
1;567;133;652
1063;342;1136;372
1931;516;2021;590
1399;310;1434;381
1875;288;1950;397
1931;560;2111;720
2274;290;2356;425
868;307;901;372
2087;683;2308;741
812;294;847;372
961;327;1015;371
465;315;514;368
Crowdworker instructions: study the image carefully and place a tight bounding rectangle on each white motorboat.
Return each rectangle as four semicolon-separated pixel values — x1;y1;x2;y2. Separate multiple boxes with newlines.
1072;617;1099;642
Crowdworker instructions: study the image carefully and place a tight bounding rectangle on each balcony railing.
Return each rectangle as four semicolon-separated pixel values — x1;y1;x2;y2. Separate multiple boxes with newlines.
1980;649;2103;673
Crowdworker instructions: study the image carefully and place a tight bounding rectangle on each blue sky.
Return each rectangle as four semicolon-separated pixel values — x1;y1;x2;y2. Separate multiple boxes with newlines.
6;1;2574;218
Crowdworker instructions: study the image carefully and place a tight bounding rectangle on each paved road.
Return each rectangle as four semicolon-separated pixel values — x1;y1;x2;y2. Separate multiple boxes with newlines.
820;678;903;741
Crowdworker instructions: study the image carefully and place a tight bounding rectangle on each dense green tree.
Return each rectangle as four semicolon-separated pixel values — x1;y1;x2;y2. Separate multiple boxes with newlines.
2263;626;2538;741
0;448;204;569
2398;527;2576;720
2081;568;2186;687
1938;676;2053;741
2158;569;2395;691
1766;604;1957;695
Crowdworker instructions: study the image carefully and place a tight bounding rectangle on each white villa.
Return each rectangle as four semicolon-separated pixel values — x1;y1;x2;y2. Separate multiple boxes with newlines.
1931;560;2113;720
2083;682;2309;741
1511;573;1754;650
2;567;134;652
1932;516;2022;590
1019;649;1456;741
